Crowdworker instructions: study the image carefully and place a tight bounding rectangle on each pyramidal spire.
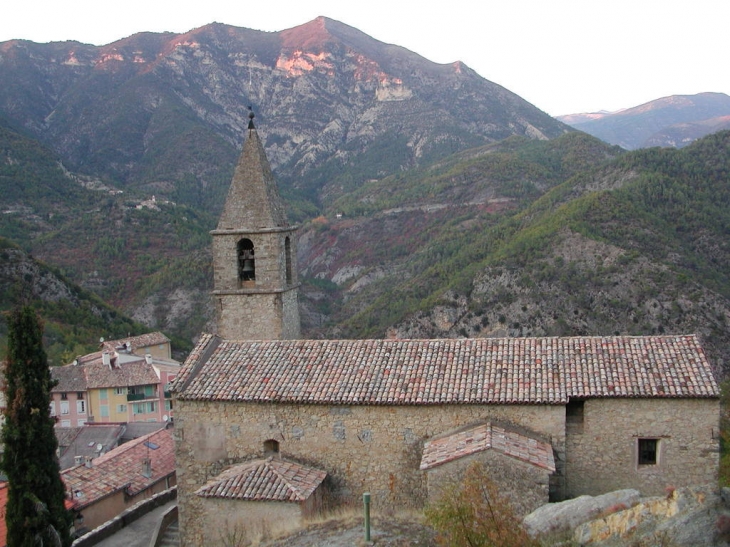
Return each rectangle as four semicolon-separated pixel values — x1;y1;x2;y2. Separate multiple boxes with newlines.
217;110;288;230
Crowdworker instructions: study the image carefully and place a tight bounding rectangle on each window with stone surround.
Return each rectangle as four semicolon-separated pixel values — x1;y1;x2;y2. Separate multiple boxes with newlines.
638;438;659;466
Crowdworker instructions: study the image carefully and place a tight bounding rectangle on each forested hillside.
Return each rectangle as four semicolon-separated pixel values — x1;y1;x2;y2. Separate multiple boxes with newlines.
0;238;152;365
301;131;730;374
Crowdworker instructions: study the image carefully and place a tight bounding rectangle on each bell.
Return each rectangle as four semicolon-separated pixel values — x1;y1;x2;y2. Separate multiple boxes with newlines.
241;259;255;274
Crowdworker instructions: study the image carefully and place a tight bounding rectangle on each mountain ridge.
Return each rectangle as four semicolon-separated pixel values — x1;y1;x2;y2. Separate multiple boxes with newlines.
559;92;730;149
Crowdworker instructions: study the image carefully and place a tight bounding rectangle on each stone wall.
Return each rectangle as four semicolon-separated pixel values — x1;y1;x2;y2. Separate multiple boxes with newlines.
564;398;719;498
195;498;303;545
174;400;566;545
424;450;552;517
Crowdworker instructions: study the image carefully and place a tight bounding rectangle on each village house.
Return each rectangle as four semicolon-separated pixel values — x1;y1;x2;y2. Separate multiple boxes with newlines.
61;427;176;534
50;333;180;426
171;114;720;545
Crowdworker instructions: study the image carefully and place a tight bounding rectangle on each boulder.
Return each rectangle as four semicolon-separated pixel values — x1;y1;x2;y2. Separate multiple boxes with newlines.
523;489;641;537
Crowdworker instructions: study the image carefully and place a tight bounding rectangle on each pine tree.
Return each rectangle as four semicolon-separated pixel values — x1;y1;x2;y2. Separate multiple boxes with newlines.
1;306;72;547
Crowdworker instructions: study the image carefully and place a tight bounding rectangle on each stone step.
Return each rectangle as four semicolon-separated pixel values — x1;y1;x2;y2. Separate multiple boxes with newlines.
158;521;179;547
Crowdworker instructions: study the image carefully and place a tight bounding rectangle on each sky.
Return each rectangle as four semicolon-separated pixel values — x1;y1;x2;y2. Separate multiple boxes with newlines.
1;0;727;116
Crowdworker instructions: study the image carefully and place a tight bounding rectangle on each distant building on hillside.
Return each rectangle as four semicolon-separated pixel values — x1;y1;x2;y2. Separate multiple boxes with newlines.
50;333;180;426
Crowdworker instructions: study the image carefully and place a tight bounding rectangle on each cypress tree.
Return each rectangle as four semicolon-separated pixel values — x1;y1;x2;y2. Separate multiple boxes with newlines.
1;306;72;547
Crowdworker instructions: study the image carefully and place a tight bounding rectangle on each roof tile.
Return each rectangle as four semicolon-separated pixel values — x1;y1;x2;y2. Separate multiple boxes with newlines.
173;335;718;405
195;458;326;502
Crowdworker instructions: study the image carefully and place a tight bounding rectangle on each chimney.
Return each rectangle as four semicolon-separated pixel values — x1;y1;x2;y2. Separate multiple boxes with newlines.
84;456;93;468
145;354;153;365
102;351;111;368
142;458;152;478
74;455;83;466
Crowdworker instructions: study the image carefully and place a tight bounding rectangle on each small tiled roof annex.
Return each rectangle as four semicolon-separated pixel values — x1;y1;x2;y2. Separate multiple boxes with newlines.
195;458;326;502
172;334;718;405
420;422;555;471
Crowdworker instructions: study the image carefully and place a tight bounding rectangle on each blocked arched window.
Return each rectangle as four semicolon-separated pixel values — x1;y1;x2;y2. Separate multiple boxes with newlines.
237;238;255;282
264;439;280;455
285;236;292;285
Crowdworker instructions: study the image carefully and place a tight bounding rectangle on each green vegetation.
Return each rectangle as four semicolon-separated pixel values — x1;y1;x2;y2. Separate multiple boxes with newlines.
1;306;73;547
425;463;540;547
0;237;153;366
325;131;730;362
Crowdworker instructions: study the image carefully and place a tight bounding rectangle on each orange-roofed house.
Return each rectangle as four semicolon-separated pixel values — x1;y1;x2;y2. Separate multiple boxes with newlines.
50;333;180;427
61;427;176;533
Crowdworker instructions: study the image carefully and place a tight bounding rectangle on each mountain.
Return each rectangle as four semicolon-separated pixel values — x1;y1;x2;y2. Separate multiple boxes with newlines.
2;19;730;377
0;116;215;341
558;92;730;149
0;16;570;342
299;130;730;374
0;238;155;365
0;17;570;211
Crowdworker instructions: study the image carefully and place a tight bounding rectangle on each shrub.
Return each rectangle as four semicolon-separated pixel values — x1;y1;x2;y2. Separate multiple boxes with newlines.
425;463;540;547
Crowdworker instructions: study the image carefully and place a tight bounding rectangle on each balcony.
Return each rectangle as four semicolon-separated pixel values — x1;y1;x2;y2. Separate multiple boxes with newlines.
127;391;157;402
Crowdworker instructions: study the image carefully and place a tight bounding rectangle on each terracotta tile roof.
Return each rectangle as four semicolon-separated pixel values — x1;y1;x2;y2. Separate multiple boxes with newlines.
173;334;718;405
195;458;326;502
420;422;555;472
51;365;88;392
83;359;160;389
62;428;175;508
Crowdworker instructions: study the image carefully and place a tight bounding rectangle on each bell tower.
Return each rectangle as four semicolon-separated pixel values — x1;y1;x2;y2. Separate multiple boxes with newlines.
211;111;300;340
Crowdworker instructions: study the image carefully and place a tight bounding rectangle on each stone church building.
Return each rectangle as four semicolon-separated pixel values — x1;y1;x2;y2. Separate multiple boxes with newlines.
171;114;720;545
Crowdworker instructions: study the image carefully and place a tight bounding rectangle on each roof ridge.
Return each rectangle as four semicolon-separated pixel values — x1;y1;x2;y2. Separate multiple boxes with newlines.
265;459;306;501
93;428;165;464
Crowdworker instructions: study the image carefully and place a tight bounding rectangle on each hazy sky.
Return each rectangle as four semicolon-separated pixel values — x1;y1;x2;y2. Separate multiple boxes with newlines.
1;0;727;116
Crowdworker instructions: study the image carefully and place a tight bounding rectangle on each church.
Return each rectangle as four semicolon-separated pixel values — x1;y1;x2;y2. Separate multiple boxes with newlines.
171;113;720;546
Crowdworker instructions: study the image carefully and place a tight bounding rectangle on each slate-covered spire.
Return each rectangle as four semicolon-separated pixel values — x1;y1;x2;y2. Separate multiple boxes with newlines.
217;110;288;231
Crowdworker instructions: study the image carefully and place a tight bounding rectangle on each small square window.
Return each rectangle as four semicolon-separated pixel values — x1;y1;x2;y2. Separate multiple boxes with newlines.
638;438;658;465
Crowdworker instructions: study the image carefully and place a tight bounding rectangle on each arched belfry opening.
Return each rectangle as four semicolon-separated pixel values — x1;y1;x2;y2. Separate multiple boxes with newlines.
237;238;255;284
285;236;293;285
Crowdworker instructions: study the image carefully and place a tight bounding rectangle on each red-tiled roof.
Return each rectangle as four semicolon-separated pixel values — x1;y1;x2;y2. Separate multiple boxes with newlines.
420;422;555;471
51;365;88;392
173;334;718;405
83;359;159;389
62;428;175;508
195;458;326;502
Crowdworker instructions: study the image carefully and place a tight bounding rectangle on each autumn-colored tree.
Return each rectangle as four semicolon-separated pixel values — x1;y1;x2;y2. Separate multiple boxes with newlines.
1;306;72;547
425;463;541;547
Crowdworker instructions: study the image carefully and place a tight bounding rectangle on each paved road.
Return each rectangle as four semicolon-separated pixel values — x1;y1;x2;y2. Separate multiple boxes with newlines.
92;500;176;547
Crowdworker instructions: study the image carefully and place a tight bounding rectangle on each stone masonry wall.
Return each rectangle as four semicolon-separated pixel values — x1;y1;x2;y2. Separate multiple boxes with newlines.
196;498;302;545
425;449;552;517
174;401;566;546
565;398;719;498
